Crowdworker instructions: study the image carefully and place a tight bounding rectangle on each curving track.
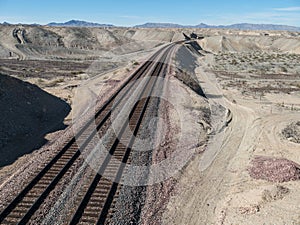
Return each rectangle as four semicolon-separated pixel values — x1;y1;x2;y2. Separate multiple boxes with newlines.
0;41;181;224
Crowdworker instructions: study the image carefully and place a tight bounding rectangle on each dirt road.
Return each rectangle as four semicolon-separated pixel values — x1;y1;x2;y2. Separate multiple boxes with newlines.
162;54;300;225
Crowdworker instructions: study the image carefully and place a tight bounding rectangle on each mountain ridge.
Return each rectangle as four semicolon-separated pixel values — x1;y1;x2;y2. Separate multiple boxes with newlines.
47;20;115;27
1;20;300;31
135;22;300;31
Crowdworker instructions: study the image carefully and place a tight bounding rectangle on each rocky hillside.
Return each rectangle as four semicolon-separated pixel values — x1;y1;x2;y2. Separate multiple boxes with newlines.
197;35;300;54
0;25;170;60
1;25;300;60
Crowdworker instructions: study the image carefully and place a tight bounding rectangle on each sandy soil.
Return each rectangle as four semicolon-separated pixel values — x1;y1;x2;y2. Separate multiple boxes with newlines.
1;25;300;224
162;50;300;224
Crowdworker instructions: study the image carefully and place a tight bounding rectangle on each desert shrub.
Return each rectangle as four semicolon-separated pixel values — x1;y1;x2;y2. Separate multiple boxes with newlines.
132;61;139;66
46;78;64;87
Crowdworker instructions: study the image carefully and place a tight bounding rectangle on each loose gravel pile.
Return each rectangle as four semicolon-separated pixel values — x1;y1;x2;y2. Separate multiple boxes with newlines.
249;156;300;182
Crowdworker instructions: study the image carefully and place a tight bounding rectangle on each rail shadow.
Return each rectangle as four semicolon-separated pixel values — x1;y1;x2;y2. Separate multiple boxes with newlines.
205;94;223;99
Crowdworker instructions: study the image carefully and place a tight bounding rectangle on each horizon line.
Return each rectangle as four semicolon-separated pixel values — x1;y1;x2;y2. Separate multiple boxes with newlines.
1;19;300;28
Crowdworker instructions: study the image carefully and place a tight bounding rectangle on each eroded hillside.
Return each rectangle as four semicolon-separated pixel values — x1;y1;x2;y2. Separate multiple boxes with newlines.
1;25;300;60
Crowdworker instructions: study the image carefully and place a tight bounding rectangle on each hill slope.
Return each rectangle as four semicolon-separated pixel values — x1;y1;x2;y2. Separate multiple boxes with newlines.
0;74;71;167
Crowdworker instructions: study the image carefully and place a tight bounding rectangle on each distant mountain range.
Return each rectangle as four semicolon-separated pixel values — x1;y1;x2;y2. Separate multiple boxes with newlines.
1;20;300;31
47;20;115;27
134;23;189;28
135;22;300;31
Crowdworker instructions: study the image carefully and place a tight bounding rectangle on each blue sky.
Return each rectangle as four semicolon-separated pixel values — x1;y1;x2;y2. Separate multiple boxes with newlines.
0;0;300;26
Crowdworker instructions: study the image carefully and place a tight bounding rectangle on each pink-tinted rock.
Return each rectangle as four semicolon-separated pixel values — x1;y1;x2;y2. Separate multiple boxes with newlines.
249;156;300;183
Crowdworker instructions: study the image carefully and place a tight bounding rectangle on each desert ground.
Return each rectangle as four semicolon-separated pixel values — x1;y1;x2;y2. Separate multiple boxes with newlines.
0;25;299;224
162;40;300;225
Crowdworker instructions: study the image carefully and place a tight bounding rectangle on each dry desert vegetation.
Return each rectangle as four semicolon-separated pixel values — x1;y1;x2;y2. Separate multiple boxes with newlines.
0;24;299;224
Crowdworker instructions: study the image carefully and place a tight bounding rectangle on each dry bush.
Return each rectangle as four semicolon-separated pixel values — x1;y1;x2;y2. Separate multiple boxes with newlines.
282;121;300;144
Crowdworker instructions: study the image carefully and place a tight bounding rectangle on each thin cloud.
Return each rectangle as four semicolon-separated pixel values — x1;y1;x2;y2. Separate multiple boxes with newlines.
202;11;300;27
242;11;300;25
119;15;142;19
273;7;300;12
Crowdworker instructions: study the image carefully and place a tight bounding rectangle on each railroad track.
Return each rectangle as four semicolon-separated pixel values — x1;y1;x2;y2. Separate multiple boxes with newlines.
0;41;179;224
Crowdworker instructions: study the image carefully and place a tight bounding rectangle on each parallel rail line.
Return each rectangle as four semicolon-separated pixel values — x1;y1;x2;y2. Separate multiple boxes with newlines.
0;42;179;224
